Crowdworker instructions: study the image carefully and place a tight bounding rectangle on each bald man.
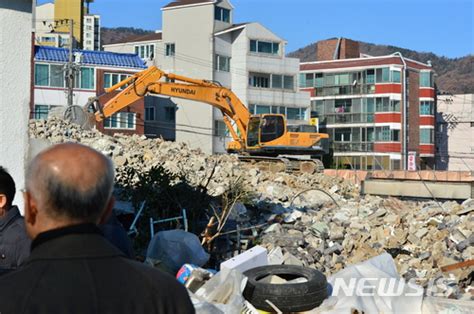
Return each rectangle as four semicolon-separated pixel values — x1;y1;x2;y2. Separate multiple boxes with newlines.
0;143;194;314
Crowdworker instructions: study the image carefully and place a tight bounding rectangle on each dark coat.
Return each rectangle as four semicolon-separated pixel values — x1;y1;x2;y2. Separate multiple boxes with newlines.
0;224;195;314
0;206;31;273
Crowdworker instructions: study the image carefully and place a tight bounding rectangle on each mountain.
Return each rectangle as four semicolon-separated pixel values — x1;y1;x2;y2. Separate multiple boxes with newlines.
101;27;154;46
288;40;473;95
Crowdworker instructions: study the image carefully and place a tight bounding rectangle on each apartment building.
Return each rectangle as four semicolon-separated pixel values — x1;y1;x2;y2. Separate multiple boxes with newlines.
32;46;149;136
103;32;162;66
300;38;436;170
436;94;474;171
35;1;101;50
83;14;100;51
104;0;309;154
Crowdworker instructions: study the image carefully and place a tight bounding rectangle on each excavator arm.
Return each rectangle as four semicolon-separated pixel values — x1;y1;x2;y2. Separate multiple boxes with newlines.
87;66;250;150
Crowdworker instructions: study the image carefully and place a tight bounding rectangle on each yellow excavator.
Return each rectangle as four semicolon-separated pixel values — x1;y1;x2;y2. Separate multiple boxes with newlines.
79;66;329;173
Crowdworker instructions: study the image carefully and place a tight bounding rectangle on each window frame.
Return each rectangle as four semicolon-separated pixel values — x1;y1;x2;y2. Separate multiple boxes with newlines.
165;43;175;57
145;107;155;121
249;39;280;55
214;54;231;72
103;72;131;90
104;112;136;130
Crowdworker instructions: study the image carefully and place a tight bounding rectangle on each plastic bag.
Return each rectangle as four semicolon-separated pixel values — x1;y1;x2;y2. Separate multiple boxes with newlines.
146;230;209;274
317;253;424;314
195;269;247;314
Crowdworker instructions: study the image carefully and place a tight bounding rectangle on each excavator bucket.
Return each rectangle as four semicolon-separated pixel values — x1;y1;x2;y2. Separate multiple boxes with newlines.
63;98;97;130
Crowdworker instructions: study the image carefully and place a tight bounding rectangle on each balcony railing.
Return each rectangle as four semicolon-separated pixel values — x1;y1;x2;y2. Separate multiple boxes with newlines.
319;113;375;125
334;142;374;152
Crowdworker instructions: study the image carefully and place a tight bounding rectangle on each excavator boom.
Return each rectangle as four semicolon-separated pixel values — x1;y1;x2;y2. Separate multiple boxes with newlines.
83;66;330;170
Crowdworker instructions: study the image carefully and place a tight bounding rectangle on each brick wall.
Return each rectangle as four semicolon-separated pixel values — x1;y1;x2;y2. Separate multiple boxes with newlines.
340;38;359;59
407;70;420;158
316;38;359;61
95;68;144;135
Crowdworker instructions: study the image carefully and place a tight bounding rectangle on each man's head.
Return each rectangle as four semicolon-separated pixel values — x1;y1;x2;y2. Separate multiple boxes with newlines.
24;143;115;239
0;166;16;212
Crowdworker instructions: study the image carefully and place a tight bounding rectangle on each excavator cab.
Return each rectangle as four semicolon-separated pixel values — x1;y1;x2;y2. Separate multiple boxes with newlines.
246;114;286;148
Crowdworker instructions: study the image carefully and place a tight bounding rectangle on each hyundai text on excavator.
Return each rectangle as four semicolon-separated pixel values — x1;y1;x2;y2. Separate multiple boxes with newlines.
80;66;330;173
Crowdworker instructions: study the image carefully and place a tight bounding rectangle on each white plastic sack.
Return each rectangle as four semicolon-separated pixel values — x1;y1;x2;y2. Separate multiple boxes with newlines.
422;296;474;314
194;269;247;314
146;230;209;274
315;253;424;314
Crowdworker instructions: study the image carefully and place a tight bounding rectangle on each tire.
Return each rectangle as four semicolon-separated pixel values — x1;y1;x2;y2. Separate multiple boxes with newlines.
243;265;328;312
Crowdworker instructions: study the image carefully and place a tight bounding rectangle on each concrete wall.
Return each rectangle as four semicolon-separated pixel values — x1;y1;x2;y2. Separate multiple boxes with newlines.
144;96;176;141
162;3;215;153
0;0;32;211
436;94;474;171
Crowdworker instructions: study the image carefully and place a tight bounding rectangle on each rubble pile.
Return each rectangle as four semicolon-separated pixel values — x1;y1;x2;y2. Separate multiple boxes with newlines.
30;118;473;300
29;118;357;198
258;195;473;299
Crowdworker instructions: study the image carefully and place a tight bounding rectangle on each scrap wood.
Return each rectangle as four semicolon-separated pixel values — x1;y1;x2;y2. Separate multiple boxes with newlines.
440;259;474;272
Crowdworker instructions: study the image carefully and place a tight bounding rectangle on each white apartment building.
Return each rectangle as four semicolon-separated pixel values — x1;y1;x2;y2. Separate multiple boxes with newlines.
103;32;162;66
83;14;100;51
34;2;101;51
104;0;310;154
436;94;474;171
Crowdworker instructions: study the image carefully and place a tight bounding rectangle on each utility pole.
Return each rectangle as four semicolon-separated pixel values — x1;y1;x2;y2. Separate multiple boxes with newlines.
66;18;74;108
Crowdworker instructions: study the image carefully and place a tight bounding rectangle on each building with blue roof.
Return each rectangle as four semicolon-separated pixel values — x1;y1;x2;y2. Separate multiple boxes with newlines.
32;45;160;137
35;46;147;69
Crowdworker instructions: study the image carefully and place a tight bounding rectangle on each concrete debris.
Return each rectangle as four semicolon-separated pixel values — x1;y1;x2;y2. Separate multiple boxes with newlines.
30;118;473;300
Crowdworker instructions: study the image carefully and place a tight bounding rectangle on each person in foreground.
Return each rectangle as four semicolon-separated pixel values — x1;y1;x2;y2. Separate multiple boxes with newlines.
0;166;30;274
0;143;195;314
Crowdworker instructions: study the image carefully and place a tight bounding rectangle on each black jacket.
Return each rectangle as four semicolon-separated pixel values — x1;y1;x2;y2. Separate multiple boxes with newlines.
0;224;195;314
0;206;30;273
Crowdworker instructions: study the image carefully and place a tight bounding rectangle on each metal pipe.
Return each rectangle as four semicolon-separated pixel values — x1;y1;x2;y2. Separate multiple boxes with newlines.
392;52;407;170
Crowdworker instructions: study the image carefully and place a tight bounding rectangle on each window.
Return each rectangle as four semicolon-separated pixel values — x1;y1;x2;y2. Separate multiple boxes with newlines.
335;128;351;142
214;120;227;137
80;67;95;90
315;73;324;87
35;64;49;86
272;74;283;89
145;107;155;121
283;76;294;90
215;55;230;72
420;101;434;115
366;69;375;84
375;97;389;112
286;108;301;120
104;112;136;130
165;43;175;57
420;128;434;144
255;105;271;114
391;70;401;83
249;40;280;55
33;105;50;119
214;6;230;23
249;73;270;88
35;63;94;89
165;107;175;121
376;126;391;142
134;44;155;59
50;64;64;87
104;73;130;90
376;67;390;83
420;71;433;87
392;129;400;142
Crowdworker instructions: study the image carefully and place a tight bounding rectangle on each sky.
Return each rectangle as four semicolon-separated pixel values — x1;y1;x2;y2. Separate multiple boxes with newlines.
38;0;473;58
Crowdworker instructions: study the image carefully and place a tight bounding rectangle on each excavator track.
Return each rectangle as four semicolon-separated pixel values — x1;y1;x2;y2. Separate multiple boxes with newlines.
237;155;324;174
